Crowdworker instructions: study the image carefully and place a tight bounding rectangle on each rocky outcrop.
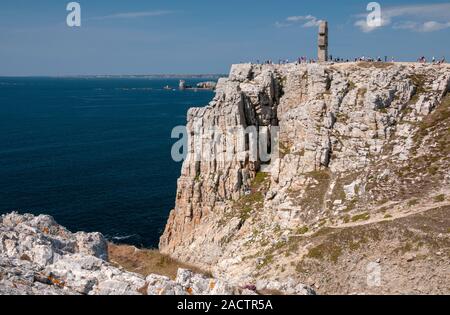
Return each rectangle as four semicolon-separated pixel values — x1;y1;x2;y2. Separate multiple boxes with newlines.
146;269;248;295
160;62;450;294
197;81;218;90
0;213;143;295
2;212;314;295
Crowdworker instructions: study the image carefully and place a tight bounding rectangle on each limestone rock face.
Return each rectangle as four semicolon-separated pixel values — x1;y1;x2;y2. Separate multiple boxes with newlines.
159;63;282;257
1;213;289;295
0;212;143;295
159;62;450;294
146;269;238;295
0;212;108;266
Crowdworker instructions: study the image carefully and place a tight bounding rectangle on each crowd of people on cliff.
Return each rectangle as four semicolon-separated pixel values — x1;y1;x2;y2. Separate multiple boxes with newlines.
418;56;446;64
250;55;446;65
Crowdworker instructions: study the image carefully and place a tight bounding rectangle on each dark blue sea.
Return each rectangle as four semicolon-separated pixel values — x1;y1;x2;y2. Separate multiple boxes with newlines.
0;77;215;248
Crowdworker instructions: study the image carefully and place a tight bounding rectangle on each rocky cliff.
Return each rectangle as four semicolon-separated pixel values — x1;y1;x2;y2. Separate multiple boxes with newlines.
2;212;314;295
160;62;450;294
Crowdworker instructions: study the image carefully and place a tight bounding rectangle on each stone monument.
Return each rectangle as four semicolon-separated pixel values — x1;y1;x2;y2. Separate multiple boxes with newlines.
318;21;328;62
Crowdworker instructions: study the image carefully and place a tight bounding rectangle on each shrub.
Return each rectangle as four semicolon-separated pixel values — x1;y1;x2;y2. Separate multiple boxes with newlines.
351;213;370;222
434;194;446;203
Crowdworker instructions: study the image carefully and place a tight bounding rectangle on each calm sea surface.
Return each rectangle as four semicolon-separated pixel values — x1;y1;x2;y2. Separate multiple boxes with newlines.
0;77;215;248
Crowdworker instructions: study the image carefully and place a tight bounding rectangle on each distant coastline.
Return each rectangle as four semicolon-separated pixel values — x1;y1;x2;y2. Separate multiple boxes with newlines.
0;74;227;79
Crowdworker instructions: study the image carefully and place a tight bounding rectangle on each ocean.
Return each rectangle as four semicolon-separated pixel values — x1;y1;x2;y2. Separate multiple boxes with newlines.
0;77;215;248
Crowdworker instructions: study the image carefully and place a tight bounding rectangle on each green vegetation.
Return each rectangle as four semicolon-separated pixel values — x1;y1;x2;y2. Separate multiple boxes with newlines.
343;215;350;224
348;80;356;90
408;74;429;104
279;141;291;157
252;172;269;188
407;199;419;207
394;242;413;255
233;172;269;222
434;194;446;203
236;192;264;221
428;165;439;176
307;243;342;264
295;226;309;235
412;95;450;159
351;212;370;222
349;240;363;251
295;262;308;274
257;254;274;270
336;112;349;123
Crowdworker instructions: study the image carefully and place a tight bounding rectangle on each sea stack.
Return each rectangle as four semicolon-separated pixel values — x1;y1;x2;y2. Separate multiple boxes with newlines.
318;20;328;62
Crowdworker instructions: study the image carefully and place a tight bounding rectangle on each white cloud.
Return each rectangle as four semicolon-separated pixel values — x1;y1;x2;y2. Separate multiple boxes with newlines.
392;21;418;30
420;21;450;32
392;20;450;32
91;10;173;20
380;3;450;20
354;17;390;33
276;15;322;28
354;3;450;33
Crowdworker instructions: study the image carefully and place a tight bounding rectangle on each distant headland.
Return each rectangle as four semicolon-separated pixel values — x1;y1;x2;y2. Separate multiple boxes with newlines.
56;74;227;79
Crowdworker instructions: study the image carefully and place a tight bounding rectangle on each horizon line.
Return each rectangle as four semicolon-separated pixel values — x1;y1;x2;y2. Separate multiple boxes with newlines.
0;73;228;78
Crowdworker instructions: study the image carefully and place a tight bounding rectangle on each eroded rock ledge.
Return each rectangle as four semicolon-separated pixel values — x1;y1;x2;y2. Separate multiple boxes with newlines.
0;212;314;295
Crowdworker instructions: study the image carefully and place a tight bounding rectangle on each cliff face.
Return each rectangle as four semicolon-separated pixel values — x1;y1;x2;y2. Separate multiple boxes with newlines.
160;62;450;294
2;212;294;295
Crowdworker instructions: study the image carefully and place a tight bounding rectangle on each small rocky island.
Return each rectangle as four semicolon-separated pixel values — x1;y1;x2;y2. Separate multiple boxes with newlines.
178;80;218;90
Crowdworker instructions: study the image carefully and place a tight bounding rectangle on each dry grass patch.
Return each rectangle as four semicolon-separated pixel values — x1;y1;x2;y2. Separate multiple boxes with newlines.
108;243;209;280
307;242;342;264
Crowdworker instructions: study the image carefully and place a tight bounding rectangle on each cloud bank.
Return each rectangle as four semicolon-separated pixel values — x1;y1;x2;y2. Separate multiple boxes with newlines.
275;15;322;28
354;3;450;33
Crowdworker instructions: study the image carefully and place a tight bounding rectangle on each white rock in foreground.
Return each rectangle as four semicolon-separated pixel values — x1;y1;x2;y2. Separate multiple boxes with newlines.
0;212;315;295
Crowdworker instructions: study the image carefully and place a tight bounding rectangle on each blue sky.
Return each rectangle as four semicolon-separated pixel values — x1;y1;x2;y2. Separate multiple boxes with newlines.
0;0;449;75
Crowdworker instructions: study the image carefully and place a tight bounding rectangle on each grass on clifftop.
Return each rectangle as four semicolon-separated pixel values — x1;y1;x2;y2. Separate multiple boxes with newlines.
108;243;209;280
